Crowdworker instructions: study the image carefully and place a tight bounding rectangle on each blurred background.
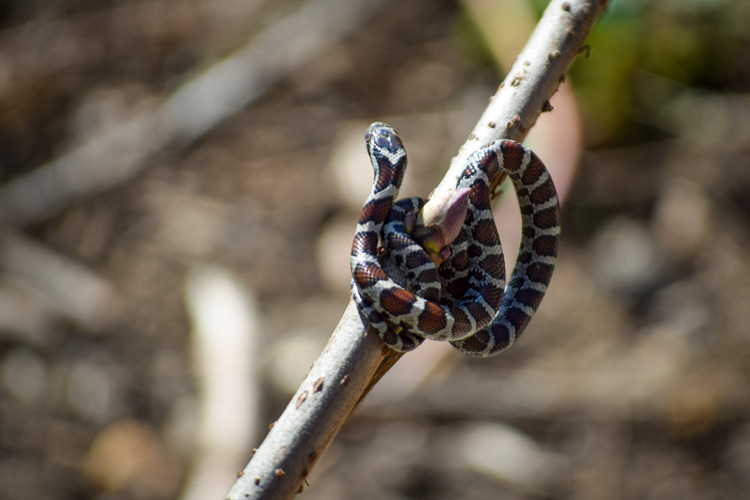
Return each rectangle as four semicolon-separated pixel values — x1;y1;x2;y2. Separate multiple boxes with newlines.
1;0;749;499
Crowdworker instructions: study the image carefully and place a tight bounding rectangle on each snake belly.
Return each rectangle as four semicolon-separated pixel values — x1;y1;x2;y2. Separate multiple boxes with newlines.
350;122;560;357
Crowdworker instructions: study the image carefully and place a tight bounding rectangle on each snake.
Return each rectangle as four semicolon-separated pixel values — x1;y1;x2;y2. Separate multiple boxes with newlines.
350;122;560;357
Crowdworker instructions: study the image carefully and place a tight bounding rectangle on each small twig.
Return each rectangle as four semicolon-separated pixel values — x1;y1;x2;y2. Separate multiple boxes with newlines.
225;1;608;499
0;0;387;227
181;265;262;500
0;229;120;331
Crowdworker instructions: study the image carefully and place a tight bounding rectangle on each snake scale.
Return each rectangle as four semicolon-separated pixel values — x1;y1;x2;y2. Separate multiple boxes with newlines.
350;122;560;357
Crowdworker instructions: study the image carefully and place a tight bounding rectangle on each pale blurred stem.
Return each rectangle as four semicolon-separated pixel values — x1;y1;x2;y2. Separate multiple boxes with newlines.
225;1;608;499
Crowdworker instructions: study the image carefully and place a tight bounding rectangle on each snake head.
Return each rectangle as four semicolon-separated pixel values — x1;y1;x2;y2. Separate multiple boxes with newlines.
365;122;404;155
412;188;470;265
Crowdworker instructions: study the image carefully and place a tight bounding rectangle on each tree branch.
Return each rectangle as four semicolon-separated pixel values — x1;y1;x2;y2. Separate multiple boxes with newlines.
224;1;608;498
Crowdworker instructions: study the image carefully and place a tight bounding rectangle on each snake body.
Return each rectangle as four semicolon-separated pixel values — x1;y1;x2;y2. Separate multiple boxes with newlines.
350;122;560;357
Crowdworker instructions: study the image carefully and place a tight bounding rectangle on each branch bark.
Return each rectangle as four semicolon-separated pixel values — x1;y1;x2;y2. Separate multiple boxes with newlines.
225;1;608;498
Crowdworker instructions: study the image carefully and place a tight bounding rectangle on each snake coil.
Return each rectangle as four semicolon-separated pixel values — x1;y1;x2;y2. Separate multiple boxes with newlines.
350;122;560;357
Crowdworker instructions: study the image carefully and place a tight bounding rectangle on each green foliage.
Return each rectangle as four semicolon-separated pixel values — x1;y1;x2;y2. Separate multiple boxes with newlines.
568;0;749;145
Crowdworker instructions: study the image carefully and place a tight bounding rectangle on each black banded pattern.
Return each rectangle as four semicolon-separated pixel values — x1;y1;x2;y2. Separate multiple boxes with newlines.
350;123;561;357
